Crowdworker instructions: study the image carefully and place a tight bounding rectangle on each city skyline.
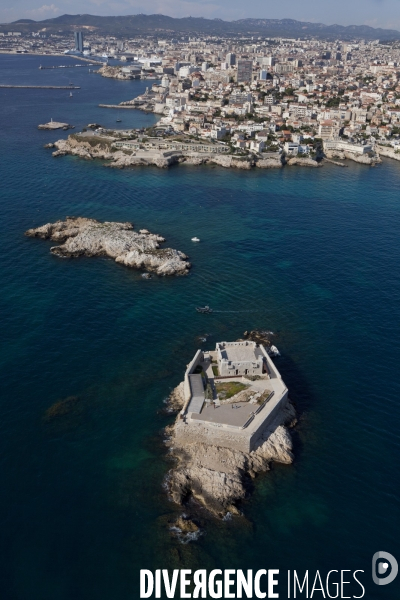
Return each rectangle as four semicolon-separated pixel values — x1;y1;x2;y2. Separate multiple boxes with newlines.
1;0;400;33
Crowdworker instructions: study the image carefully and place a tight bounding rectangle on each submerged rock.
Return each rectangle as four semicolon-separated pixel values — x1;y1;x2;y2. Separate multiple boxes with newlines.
169;515;202;544
25;217;190;276
242;329;275;347
44;395;81;421
172;516;199;533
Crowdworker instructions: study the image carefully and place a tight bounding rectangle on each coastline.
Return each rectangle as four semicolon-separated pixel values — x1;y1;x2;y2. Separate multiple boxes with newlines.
47;135;285;169
45;134;386;170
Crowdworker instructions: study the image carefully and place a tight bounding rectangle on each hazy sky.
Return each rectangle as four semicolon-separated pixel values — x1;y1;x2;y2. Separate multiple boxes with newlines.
1;0;400;32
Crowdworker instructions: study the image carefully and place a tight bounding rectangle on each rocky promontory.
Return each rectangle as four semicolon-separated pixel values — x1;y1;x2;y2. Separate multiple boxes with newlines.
96;65;138;80
286;156;320;167
324;149;381;165
25;217;190;276
50;135;385;172
164;381;296;517
47;135;287;170
376;144;400;162
255;157;283;169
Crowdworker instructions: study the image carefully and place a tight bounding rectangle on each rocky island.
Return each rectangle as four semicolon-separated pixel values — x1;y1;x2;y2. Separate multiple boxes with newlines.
25;217;190;276
165;334;296;517
38;121;74;131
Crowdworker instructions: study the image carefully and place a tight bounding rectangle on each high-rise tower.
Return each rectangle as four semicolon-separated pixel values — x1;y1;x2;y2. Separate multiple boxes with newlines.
74;31;84;52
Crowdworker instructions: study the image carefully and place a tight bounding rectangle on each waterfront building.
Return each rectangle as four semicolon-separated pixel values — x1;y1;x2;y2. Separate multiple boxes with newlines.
284;142;310;155
323;140;373;154
113;138;230;154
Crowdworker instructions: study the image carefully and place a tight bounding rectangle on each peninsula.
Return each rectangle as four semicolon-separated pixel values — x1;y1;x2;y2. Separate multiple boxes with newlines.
165;335;296;516
47;127;383;169
25;217;190;276
46;132;290;169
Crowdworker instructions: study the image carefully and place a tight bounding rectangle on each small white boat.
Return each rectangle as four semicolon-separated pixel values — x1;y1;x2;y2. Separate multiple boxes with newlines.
191;237;200;242
196;306;212;314
268;345;280;357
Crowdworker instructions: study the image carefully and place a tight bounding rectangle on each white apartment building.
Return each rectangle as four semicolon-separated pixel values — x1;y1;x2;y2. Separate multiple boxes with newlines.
324;140;373;154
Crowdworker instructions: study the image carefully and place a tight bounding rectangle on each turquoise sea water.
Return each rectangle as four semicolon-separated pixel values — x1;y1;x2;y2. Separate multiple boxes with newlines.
0;54;399;599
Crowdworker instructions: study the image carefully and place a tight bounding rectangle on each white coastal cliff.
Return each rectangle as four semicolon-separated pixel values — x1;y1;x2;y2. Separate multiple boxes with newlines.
376;145;400;162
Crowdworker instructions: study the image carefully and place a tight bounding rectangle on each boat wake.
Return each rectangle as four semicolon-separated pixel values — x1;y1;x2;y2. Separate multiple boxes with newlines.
212;309;261;313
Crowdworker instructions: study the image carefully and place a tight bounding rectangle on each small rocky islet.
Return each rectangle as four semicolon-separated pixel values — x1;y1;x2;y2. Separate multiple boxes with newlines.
25;217;190;276
164;380;296;518
164;331;297;519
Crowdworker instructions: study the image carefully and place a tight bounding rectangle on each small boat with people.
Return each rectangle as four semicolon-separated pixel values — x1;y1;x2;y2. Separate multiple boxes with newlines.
191;237;200;242
196;306;213;314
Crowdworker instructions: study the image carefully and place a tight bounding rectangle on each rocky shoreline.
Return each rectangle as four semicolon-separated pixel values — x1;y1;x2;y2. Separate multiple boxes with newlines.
45;135;315;169
25;217;190;276
164;381;296;517
376;144;400;162
324;149;381;165
96;65;139;80
45;134;388;170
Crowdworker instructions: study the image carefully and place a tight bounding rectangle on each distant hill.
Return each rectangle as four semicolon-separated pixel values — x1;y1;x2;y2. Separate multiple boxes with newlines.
2;13;400;41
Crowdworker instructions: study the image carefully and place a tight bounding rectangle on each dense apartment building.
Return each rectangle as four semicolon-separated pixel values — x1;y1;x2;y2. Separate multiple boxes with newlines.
237;59;253;82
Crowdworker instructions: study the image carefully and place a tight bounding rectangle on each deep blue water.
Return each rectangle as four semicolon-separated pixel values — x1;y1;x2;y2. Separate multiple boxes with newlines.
0;54;399;599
